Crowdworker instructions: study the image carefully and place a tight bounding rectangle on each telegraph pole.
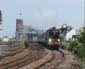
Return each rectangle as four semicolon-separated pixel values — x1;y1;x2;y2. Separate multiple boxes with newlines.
0;10;2;30
83;20;85;31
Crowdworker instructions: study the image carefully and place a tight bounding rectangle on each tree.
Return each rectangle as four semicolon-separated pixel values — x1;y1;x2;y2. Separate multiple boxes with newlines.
78;28;85;57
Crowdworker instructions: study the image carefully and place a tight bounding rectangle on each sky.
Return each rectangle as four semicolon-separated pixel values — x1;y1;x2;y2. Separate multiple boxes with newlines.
0;0;84;37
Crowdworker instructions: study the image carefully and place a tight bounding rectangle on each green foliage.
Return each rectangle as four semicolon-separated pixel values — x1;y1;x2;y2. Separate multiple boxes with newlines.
60;29;85;58
68;31;85;57
60;42;66;49
78;31;85;57
60;29;85;69
68;40;78;51
78;31;85;43
68;31;85;69
76;43;85;57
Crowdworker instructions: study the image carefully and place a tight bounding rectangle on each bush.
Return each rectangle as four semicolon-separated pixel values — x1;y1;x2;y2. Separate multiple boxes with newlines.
68;30;85;58
60;43;66;49
69;30;85;69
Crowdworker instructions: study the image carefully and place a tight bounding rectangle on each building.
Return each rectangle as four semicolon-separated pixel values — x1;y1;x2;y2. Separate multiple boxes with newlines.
16;19;24;39
16;19;23;30
22;26;44;42
65;29;78;41
15;18;45;43
0;37;25;56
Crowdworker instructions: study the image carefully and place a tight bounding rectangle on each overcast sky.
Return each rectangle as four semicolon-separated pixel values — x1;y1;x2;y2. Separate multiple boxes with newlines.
0;0;84;37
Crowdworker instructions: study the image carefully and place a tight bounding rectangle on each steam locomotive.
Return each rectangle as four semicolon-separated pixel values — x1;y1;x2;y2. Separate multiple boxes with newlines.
45;27;60;50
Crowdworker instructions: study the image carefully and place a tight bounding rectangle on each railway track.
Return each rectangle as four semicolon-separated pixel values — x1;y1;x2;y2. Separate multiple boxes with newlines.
38;49;65;69
0;42;66;69
53;49;65;68
19;43;79;69
19;43;65;69
0;43;45;69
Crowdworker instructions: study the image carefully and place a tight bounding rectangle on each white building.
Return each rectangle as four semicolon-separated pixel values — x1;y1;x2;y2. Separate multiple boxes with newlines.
65;29;78;41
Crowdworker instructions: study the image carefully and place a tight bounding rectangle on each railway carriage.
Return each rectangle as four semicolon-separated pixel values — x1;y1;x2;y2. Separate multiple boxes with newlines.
24;27;61;50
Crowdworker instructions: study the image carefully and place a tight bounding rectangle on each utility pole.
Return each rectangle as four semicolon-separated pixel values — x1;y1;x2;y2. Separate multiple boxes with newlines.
83;20;85;31
0;10;2;30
